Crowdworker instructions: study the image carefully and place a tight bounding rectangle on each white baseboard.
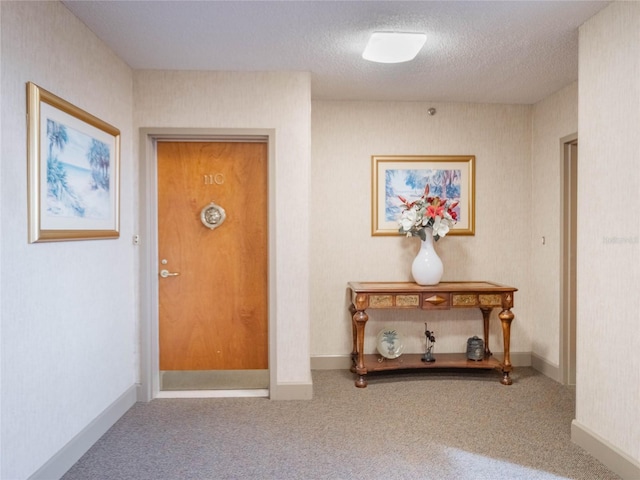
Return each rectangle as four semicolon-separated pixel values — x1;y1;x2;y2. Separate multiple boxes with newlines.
507;351;531;367
572;420;640;480
270;381;313;400
530;352;561;382
310;355;352;370
28;385;137;480
311;352;532;370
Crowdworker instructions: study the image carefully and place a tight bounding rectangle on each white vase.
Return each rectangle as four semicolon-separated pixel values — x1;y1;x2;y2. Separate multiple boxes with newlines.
411;229;443;285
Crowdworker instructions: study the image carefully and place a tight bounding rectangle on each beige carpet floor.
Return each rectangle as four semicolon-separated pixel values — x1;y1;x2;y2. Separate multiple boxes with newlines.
63;368;621;480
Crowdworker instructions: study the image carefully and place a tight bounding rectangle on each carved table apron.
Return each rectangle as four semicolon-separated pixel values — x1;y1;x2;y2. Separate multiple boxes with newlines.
347;281;517;388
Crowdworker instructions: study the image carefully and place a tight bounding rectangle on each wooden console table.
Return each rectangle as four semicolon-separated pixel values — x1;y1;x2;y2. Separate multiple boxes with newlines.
348;281;517;387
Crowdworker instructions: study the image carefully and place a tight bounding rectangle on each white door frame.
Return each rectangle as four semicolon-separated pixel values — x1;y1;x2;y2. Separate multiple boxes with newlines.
560;133;578;385
137;128;277;401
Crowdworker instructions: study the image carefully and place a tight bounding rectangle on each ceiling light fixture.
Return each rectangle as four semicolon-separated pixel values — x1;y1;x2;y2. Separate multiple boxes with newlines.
362;32;427;64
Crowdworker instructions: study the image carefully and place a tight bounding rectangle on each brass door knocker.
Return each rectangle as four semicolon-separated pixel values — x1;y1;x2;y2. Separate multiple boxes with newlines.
200;202;226;230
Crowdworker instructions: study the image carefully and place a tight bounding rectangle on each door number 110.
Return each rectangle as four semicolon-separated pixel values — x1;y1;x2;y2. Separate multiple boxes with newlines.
204;174;225;185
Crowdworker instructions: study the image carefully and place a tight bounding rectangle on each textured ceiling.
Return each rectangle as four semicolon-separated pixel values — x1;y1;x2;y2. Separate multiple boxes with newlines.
62;0;610;104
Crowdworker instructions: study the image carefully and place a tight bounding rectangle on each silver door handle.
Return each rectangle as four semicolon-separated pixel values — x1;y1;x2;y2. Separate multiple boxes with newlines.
159;269;180;278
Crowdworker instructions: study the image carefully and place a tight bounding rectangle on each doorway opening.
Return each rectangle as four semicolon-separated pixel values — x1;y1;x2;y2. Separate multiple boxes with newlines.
137;129;277;401
561;134;578;385
157;141;269;395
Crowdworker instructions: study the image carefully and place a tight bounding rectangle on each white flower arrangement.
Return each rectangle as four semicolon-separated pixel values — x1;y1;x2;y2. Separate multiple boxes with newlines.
397;184;458;241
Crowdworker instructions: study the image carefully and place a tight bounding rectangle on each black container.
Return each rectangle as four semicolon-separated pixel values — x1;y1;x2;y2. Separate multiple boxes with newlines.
466;336;484;361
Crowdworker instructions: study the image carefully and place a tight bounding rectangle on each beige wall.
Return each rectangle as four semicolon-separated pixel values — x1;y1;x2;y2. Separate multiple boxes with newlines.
575;1;640;471
530;82;578;374
311;101;532;359
133;71;312;389
1;2;135;479
0;3;4;474
3;0;639;478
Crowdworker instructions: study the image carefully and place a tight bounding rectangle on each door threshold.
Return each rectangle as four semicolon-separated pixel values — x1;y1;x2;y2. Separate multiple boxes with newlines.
161;369;269;390
156;389;269;399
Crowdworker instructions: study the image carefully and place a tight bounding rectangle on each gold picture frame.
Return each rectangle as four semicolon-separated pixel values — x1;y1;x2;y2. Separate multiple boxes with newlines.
27;82;120;243
371;155;475;236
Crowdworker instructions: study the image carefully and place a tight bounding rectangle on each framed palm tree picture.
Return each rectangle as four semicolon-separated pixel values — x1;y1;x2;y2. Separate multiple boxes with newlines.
27;82;120;243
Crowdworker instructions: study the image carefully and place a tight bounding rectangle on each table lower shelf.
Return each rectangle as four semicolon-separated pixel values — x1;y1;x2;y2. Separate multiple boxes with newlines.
360;353;504;373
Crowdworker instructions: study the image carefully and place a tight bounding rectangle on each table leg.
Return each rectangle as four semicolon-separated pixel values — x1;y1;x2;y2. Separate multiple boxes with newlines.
499;308;514;385
352;308;369;388
349;304;357;373
480;307;493;357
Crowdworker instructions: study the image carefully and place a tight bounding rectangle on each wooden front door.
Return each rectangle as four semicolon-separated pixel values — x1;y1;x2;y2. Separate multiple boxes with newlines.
157;141;268;372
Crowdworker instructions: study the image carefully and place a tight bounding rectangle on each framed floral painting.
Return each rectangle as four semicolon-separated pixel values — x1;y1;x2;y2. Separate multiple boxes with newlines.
27;82;120;243
371;155;475;236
